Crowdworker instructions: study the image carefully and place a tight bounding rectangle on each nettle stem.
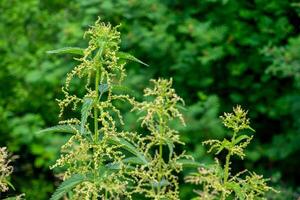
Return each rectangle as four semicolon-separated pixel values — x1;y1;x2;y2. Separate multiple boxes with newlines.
94;64;100;141
159;139;163;176
93;47;103;198
222;131;237;200
224;152;231;183
157;114;165;195
93;193;97;200
105;190;108;200
221;151;231;200
93;45;104;142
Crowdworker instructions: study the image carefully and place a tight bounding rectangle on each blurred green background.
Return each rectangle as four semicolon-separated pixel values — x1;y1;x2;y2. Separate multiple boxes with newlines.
1;0;300;199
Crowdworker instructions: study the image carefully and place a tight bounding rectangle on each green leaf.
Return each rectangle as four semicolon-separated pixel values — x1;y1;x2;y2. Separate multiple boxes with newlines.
3;197;20;200
37;125;79;135
81;97;94;134
98;84;109;96
46;47;84;55
151;178;170;189
177;159;201;168
106;161;135;170
233;135;250;145
105;162;122;170
123;156;146;165
226;182;245;200
108;137;148;164
5;180;15;190
164;139;174;160
117;51;149;66
111;85;139;98
50;174;86;200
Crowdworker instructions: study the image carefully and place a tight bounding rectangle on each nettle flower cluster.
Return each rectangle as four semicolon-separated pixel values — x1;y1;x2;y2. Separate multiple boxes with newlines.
41;18;277;200
0;147;24;199
186;106;277;200
0;147;13;192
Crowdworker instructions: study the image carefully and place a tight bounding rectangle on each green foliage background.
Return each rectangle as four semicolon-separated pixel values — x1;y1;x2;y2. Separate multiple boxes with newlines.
0;0;300;199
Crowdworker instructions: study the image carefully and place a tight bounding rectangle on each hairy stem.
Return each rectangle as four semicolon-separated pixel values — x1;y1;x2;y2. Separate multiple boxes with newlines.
93;51;102;198
221;152;231;200
94;65;100;141
159;140;163;175
93;193;97;200
158;115;164;195
222;131;237;199
93;45;103;141
224;152;231;183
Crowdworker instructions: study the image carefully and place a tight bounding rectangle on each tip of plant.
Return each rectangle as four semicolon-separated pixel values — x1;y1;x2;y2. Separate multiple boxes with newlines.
249;126;255;132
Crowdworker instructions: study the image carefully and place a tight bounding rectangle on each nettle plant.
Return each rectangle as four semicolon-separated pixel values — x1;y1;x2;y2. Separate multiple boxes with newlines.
0;147;24;199
0;147;13;193
185;106;277;200
41;20;142;199
40;19;192;200
129;78;191;199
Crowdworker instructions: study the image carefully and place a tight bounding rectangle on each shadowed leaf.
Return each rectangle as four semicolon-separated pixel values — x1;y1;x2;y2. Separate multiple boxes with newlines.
50;174;86;200
37;125;79;135
108;137;148;164
117;51;149;66
81;97;94;134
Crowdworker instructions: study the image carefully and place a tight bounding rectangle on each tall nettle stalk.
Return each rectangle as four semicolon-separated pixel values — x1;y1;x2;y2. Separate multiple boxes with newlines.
40;19;148;200
129;78;191;200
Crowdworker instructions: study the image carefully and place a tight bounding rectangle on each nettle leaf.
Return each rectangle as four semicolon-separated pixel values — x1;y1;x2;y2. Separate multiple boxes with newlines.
177;159;201;168
99;83;109;96
111;85;139;98
103;162;125;172
37;125;79;135
150;178;170;189
47;47;84;56
123;156;146;165
106;161;135;171
167;141;174;160
233;135;250;145
162;138;174;160
105;162;121;170
226;182;245;200
5;180;15;190
96;165;122;182
117;51;149;66
215;139;232;154
81;97;94;134
50;174;87;200
96;164;134;179
3;197;20;200
108;137;148;164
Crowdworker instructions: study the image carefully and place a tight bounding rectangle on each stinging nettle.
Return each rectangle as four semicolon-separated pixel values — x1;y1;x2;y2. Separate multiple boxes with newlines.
41;19;141;200
185;106;278;200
